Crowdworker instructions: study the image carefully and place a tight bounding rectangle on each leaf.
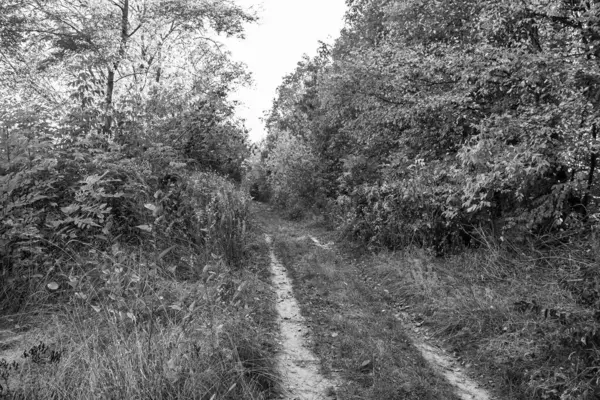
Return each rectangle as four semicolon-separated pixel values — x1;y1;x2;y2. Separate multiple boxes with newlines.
359;360;373;372
158;245;177;260
136;224;152;232
61;204;80;215
225;383;237;394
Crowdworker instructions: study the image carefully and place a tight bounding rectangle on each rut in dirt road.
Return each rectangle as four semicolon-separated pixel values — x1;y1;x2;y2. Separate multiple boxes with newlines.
295;233;493;400
265;234;337;400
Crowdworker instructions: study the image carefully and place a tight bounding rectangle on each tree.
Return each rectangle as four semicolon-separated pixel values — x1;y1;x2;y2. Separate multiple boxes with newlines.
266;0;600;247
1;0;255;280
1;0;255;137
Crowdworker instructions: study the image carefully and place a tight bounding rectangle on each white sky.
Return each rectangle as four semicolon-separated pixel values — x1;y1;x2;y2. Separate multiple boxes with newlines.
224;0;347;143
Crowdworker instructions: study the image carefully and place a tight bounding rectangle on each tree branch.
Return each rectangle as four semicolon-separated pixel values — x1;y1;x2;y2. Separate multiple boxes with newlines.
127;23;143;38
110;0;124;11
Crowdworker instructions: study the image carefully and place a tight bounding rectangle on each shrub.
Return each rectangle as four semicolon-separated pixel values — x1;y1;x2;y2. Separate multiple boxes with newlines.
189;172;250;268
265;131;320;214
0;132;250;310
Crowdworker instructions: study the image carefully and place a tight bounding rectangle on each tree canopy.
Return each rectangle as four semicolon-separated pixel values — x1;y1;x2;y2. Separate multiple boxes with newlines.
260;0;600;250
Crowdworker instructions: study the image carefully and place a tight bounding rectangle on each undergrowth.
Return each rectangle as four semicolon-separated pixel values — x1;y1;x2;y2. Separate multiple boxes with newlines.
0;160;279;399
262;206;600;399
0;227;278;399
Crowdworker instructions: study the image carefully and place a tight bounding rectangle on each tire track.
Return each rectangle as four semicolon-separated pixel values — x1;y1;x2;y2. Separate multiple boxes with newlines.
265;234;337;399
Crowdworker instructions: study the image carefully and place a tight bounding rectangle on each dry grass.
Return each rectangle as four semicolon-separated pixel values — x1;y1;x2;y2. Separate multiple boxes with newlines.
363;235;600;399
265;207;600;399
0;231;279;400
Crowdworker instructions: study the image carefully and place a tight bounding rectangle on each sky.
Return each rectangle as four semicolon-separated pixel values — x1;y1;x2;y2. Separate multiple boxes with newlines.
224;0;348;143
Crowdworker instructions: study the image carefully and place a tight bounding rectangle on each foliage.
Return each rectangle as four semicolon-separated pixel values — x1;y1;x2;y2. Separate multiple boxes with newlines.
0;231;278;399
260;1;600;397
0;1;269;398
189;172;251;267
265;130;321;217
174;95;250;181
0;0;256;310
263;0;600;250
243;144;271;203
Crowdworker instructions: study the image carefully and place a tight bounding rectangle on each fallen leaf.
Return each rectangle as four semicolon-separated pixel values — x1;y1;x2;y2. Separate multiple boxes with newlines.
136;224;152;232
359;360;373;372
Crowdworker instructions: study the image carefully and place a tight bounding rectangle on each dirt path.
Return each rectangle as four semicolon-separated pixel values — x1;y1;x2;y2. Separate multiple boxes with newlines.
308;234;492;400
394;318;492;400
257;204;495;400
265;234;337;399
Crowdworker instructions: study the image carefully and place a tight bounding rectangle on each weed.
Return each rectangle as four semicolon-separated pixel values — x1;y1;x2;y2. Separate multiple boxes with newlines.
22;342;62;365
0;205;279;399
0;358;19;396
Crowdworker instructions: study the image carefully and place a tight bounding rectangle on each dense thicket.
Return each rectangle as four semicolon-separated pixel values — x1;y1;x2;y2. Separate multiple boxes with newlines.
1;0;255;306
258;0;600;251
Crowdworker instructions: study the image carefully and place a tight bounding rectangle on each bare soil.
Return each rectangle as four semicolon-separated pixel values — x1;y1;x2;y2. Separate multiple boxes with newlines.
266;234;337;399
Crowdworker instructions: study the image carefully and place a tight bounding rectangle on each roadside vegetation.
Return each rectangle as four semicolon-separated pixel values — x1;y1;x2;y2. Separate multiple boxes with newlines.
264;209;600;400
4;0;600;399
1;1;279;399
1;172;279;399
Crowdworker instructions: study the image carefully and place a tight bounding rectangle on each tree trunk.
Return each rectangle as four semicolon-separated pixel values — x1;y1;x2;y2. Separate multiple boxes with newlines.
583;123;598;208
104;0;129;135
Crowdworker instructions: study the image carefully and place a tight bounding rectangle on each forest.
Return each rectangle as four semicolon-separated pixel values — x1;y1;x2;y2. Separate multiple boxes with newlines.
1;0;599;399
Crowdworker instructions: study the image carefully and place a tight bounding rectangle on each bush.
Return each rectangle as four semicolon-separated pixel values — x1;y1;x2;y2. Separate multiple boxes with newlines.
335;160;473;253
264;131;320;214
1;133;251;311
189;172;251;268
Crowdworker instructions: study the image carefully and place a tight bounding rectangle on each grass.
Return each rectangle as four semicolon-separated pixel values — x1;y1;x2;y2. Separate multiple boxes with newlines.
0;228;280;399
267;208;600;400
270;223;461;400
345;236;600;399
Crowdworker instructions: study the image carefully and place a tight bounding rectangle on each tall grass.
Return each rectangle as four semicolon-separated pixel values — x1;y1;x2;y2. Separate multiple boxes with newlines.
364;230;600;399
0;172;278;399
205;188;249;268
1;239;277;399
